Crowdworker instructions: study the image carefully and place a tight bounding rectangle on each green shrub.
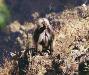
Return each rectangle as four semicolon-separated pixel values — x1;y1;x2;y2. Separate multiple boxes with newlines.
0;0;10;29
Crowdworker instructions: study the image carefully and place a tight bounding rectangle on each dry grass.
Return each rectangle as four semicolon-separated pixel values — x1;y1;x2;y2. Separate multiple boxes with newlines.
0;59;12;75
1;5;89;75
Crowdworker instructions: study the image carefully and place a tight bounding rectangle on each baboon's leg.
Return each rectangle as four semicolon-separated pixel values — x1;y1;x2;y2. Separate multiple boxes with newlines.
42;45;49;55
42;46;45;52
49;41;53;55
36;43;43;54
35;43;38;54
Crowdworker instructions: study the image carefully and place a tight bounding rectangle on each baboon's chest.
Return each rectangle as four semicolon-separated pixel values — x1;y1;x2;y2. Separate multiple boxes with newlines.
38;30;51;46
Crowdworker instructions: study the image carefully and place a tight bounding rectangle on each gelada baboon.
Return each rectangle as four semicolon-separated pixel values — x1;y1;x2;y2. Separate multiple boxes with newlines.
33;18;54;55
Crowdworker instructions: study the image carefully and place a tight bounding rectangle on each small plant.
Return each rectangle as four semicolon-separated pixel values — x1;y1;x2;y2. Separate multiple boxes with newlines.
0;0;10;29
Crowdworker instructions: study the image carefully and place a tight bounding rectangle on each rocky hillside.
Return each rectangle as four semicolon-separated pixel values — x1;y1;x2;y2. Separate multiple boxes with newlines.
0;4;89;75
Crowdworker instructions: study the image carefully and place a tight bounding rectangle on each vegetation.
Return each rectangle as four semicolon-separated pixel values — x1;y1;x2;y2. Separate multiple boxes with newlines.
0;0;10;29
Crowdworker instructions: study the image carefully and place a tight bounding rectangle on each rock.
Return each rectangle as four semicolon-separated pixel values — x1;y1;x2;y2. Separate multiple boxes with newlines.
3;21;20;34
9;21;20;32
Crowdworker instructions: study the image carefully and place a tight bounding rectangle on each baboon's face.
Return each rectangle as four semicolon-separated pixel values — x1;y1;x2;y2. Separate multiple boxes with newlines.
37;18;50;28
42;21;48;28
